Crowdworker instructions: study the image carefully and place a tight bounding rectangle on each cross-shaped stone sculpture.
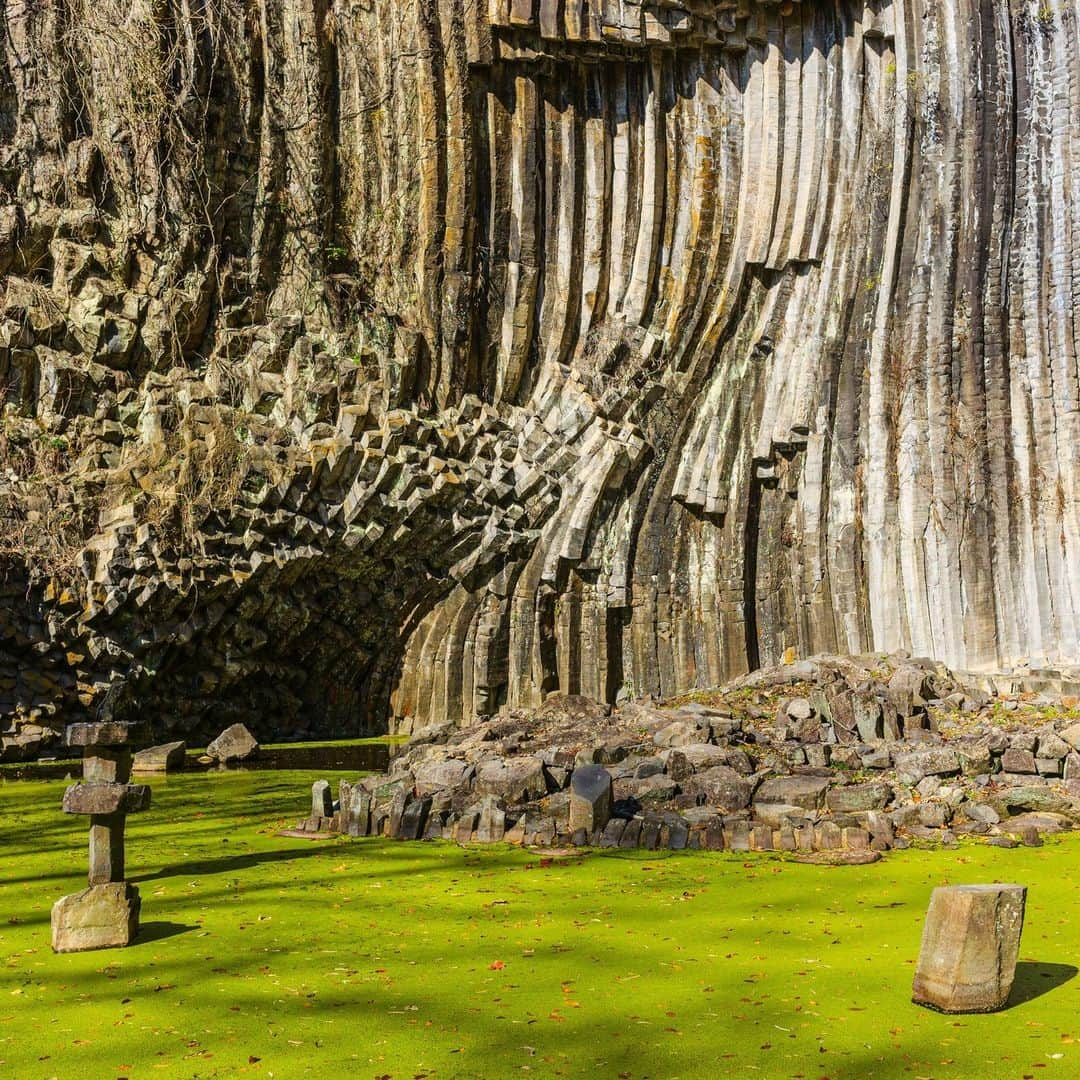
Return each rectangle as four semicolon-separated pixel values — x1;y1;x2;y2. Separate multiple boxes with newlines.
51;720;151;953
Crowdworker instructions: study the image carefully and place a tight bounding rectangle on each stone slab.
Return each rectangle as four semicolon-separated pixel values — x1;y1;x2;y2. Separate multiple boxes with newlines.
132;741;186;772
793;850;882;865
52;883;141;953
63;782;151;816
65;721;149;748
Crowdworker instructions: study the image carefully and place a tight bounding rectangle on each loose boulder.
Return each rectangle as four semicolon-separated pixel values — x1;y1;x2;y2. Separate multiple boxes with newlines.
206;723;259;763
132;741;186;773
755;775;831;810
474;757;547;802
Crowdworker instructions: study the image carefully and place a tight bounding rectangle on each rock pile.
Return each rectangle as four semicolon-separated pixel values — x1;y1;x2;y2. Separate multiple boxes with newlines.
3;0;1080;757
297;656;1080;856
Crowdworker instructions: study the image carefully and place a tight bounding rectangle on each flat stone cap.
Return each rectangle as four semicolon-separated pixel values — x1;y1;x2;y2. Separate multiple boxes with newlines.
63;782;152;815
940;884;1026;894
65;721;149;748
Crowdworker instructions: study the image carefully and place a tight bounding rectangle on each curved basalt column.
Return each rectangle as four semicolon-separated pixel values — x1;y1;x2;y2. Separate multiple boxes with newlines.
0;0;1077;740
393;0;1080;727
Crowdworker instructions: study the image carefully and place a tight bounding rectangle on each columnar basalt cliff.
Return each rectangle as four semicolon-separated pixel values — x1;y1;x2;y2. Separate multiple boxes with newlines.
0;0;1077;746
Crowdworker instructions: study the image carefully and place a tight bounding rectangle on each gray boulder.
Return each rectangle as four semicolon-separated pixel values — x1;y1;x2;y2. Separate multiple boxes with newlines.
894;747;960;784
755;775;831;810
413;757;473;795
676;743;732;773
687;766;753;811
206;723;259;763
1000;748;1037;774
826;780;892;812
474;757;547;802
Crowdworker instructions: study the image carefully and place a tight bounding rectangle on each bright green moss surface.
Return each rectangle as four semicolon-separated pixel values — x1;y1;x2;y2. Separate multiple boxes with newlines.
1;770;1077;1079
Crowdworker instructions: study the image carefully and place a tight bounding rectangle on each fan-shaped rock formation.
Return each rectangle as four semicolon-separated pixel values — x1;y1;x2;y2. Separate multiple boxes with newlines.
0;0;1077;745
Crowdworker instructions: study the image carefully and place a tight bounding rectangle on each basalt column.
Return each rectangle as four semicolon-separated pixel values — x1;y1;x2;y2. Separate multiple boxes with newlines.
51;722;151;953
0;0;1077;744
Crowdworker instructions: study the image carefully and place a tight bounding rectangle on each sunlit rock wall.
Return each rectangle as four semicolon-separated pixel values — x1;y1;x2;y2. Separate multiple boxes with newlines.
0;0;1076;740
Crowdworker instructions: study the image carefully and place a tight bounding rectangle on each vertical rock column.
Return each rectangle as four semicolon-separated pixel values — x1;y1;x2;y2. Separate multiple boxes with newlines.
912;884;1027;1013
51;722;151;953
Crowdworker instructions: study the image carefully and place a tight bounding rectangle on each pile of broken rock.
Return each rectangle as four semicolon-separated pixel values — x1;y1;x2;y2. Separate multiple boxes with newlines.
296;656;1080;860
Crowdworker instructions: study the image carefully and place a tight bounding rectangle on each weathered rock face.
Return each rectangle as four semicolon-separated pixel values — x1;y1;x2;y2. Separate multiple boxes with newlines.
912;885;1027;1013
1;0;1078;742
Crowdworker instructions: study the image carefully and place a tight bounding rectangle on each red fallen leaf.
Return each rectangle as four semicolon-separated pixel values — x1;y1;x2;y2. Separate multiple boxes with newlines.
489;960;505;970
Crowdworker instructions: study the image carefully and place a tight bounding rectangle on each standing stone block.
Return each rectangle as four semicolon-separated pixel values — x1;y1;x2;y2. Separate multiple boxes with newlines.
640;818;661;850
912;885;1027;1013
52;883;141;953
568;764;613;835
600;818;627;847
814;821;842;850
474;796;506;843
346;788;373;836
451;812;478;845
704;818;726;850
386;786;409;837
85;747;133;783
398;795;431;840
311;779;333;818
88;814;125;884
727;820;751;851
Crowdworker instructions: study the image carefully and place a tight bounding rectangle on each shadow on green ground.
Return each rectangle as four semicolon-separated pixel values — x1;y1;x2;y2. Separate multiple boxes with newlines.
1;770;1078;1079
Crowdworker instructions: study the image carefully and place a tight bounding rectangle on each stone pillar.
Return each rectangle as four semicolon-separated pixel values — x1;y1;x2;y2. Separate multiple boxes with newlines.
52;721;150;953
912;884;1027;1013
568;764;613;838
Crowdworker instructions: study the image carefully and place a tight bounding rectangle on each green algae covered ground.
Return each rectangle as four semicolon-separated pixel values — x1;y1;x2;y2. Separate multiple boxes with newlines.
1;768;1078;1080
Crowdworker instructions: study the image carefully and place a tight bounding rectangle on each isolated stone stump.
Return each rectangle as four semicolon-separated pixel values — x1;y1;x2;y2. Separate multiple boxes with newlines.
569;765;613;836
52;721;150;953
912;884;1027;1012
